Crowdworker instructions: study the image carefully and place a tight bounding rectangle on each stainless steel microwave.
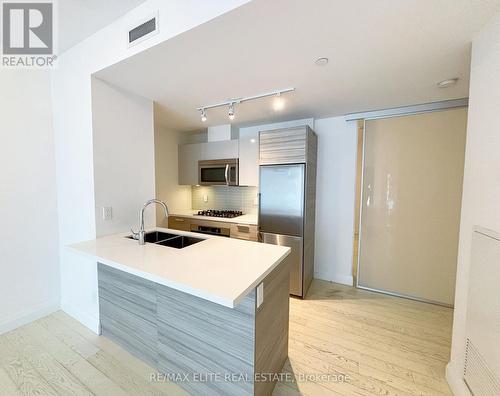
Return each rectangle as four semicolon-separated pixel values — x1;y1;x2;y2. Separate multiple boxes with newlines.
198;159;239;186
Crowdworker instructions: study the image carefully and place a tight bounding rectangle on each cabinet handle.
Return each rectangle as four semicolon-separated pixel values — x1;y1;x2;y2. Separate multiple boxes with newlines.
174;218;185;222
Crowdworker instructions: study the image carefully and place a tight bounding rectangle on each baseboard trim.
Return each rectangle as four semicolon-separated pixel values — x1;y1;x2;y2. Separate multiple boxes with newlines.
60;300;100;335
0;300;60;335
314;273;354;287
446;362;471;396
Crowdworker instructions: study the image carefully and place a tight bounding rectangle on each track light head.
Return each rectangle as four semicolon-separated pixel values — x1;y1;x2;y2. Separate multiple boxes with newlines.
273;93;285;111
228;103;235;120
200;109;207;122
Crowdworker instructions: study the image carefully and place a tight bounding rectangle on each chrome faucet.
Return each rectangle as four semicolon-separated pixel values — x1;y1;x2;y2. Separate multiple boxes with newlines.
131;199;169;245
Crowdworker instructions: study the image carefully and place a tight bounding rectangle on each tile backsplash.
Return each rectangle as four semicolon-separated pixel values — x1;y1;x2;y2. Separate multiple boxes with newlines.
192;186;258;214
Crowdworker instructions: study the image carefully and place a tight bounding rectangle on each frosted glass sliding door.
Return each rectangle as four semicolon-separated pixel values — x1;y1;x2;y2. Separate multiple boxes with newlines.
358;108;467;305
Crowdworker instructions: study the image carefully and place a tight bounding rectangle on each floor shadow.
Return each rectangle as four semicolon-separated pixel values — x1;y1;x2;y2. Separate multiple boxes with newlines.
300;279;373;302
273;358;303;395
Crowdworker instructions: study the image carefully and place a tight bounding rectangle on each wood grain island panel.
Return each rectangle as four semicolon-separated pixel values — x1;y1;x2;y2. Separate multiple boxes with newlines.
98;258;290;396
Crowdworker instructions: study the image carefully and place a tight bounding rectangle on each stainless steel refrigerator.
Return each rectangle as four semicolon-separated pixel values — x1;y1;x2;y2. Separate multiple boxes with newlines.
258;126;317;297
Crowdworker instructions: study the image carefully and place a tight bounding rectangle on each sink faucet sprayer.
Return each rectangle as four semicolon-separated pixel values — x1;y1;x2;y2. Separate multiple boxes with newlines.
131;199;169;245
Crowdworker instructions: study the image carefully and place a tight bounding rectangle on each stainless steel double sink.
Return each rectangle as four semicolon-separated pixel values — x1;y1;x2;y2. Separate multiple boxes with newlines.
127;231;203;249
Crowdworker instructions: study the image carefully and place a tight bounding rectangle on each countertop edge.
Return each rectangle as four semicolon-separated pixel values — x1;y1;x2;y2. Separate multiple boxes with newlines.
68;246;238;308
67;231;290;309
229;248;290;306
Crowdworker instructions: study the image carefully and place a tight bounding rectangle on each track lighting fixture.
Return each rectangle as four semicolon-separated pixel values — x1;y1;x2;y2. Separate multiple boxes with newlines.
200;108;207;122
196;87;294;123
228;103;235;120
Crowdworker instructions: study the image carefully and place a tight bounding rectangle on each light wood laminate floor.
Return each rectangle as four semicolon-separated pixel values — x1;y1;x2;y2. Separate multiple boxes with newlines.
0;280;453;395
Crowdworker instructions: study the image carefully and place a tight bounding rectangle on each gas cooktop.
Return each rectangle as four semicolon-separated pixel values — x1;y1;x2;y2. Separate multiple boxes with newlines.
196;210;243;218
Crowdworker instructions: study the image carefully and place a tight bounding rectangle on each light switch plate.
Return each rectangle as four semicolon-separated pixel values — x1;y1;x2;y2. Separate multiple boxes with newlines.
102;206;113;221
256;283;264;308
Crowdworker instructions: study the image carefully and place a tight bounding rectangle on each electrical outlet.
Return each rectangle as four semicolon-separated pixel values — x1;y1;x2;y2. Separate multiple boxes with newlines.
256;283;264;308
203;194;208;203
253;196;259;206
102;206;113;221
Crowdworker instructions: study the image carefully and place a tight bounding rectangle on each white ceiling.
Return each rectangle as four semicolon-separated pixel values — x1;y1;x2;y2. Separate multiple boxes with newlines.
58;0;147;53
95;0;500;131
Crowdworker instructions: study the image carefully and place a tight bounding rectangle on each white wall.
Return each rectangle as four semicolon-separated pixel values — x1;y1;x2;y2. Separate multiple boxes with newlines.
314;117;358;286
0;70;59;334
447;11;500;395
92;78;156;237
52;0;250;332
154;125;192;226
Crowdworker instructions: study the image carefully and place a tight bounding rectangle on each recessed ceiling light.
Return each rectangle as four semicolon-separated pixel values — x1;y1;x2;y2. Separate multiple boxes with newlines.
437;78;458;88
315;57;329;66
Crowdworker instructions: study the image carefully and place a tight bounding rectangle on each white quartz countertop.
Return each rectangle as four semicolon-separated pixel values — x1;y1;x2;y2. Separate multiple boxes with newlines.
170;211;258;225
68;227;289;308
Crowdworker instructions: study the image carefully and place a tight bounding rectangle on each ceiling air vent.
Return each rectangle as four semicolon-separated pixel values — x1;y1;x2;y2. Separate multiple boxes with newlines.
127;12;159;47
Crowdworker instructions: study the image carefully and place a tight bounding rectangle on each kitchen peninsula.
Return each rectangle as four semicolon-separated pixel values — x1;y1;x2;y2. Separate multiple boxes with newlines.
70;228;291;396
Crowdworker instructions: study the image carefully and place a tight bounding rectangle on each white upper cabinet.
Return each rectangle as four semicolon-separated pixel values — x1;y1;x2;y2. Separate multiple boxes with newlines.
238;128;259;186
178;121;314;186
178;140;238;185
178;143;202;185
203;140;238;160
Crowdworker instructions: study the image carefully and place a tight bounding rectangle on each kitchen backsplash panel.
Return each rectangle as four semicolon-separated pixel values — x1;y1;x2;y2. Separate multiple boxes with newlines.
192;186;258;214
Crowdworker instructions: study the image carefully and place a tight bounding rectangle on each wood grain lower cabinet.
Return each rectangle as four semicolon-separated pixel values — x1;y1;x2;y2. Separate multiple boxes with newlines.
168;216;191;231
230;223;259;242
98;264;158;367
97;259;290;396
254;257;290;396
168;216;259;242
157;284;255;396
